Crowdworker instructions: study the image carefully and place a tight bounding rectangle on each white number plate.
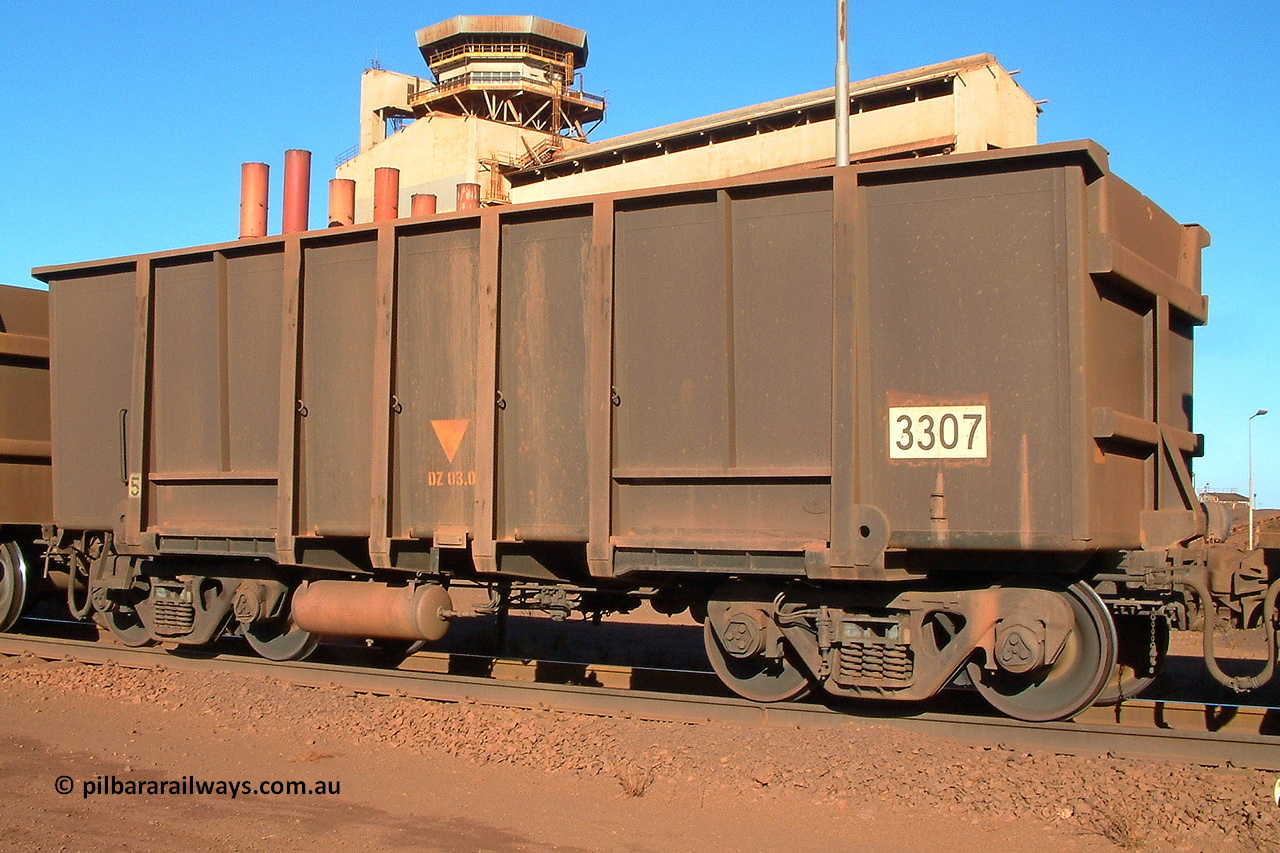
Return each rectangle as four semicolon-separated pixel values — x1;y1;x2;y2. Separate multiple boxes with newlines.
889;406;988;459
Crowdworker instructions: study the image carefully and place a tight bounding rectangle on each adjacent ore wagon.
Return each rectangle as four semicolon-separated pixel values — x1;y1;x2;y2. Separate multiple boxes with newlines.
0;284;51;631
6;139;1275;721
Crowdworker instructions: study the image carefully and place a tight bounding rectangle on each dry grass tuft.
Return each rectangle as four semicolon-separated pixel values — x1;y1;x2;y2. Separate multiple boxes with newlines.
1085;803;1149;850
616;762;655;798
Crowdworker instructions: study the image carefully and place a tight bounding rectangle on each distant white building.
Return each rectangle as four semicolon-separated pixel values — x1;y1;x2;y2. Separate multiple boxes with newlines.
1201;490;1253;531
335;15;1039;220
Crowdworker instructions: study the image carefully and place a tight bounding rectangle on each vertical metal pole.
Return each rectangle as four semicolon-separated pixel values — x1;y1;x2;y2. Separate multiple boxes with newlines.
1249;408;1268;549
411;193;438;217
239;162;269;239
282;149;312;235
373;167;400;222
456;182;482;211
835;0;850;167
328;178;356;227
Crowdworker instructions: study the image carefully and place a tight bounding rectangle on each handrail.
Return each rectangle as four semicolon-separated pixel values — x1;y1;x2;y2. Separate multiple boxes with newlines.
427;42;573;67
410;73;604;108
334;143;360;167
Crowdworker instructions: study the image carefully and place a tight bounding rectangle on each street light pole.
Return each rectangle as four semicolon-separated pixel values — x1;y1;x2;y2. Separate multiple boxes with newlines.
1249;408;1268;550
835;0;850;167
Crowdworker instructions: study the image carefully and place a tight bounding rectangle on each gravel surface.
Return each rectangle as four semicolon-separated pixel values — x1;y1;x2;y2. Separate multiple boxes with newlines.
1;651;1277;852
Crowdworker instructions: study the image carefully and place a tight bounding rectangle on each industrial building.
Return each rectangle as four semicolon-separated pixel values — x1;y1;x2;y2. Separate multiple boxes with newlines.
336;15;1039;219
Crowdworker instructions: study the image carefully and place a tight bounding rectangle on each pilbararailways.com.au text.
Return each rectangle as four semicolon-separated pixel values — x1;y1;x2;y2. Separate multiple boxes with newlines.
56;775;340;799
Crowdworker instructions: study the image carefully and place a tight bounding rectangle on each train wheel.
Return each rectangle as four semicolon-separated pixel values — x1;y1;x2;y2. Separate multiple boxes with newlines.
704;619;811;702
94;607;153;647
0;542;30;632
966;581;1117;721
1096;613;1169;705
703;585;810;702
245;619;319;662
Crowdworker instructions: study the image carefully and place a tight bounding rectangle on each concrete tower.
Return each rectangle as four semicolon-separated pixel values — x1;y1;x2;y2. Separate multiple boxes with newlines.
337;15;604;216
412;16;604;144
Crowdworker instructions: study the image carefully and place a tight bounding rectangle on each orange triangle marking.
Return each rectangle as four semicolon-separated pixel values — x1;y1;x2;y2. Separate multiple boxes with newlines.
431;419;470;464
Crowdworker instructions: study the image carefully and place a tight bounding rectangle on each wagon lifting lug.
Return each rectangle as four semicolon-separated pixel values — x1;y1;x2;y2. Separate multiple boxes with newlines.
296;399;308;417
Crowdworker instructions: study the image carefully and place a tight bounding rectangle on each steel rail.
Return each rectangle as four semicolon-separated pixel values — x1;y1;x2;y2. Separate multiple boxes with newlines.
0;633;1276;771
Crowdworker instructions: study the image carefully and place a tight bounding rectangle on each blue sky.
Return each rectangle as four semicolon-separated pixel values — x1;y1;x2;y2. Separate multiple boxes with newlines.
2;1;1277;505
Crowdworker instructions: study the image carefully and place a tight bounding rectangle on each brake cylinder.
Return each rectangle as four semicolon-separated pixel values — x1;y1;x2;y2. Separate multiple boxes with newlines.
291;581;452;641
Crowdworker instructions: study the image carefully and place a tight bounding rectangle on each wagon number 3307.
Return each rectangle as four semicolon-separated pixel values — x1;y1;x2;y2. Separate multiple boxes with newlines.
888;406;988;460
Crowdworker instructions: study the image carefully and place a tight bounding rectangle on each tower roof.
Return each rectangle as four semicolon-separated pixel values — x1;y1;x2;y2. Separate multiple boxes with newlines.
415;15;589;68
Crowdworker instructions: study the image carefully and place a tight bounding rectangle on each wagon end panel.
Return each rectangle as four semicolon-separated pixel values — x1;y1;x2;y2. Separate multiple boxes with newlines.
1085;172;1207;549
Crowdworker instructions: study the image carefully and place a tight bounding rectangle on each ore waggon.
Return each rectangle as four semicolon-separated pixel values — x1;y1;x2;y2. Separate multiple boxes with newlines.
3;140;1277;722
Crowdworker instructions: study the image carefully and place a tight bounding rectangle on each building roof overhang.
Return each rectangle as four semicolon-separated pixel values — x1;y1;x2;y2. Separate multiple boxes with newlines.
509;54;1007;185
416;16;589;67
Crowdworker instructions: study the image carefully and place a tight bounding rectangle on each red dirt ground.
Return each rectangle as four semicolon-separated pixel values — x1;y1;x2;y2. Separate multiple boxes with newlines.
0;652;1276;853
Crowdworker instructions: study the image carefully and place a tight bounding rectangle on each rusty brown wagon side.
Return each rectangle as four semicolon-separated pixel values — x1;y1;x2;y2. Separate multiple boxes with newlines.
33;141;1205;576
27;140;1230;719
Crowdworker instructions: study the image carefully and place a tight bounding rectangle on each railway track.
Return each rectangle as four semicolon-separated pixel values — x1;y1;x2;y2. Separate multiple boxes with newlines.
1;630;1276;771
